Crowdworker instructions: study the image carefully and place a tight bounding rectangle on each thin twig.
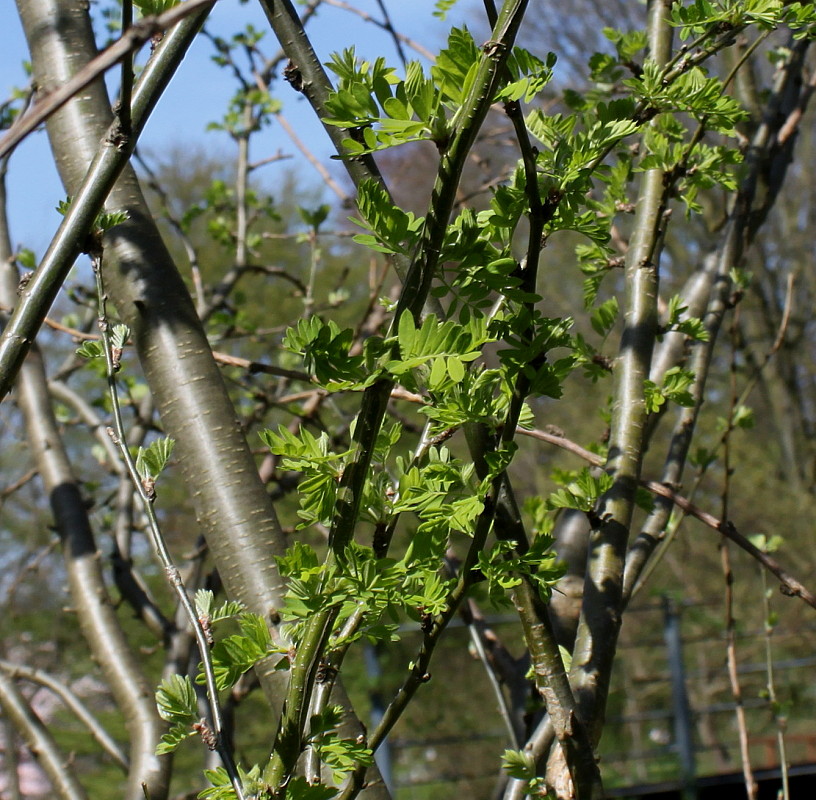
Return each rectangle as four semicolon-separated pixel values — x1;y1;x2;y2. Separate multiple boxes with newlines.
0;671;88;800
321;0;435;62
373;0;408;66
274;110;350;201
0;0;218;158
518;426;816;610
0;467;38;502
719;310;758;800
0;660;129;770
91;243;246;800
759;557;790;800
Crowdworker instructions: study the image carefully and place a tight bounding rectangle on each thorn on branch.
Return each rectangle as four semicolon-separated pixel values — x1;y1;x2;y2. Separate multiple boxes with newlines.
142;476;156;502
192;719;218;751
482;40;506;59
315;662;338;684
200;614;214;647
16;272;31;295
283;60;304;93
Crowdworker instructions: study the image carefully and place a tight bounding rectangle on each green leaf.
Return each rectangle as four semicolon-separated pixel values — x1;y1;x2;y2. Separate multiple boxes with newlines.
135;437;175;481
76;340;105;359
282;777;338;799
352;179;423;257
298;204;330;230
156;722;196;755
447;355;465;383
559;645;573;672
433;0;461;19
547;469;613;512
156;674;197;725
661;367;696;408
404;61;436;121
501;748;536;781
111;324;130;350
643;379;665;413
194;590;244;623
206;615;273;691
432;27;481;107
429;355;447;390
16;248;36;269
133;0;179;13
590;297;619;337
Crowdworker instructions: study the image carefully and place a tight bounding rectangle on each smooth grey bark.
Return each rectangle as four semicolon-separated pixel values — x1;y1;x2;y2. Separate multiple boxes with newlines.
0;670;88;800
15;7;390;798
16;0;289;695
568;0;674;750
0;660;129;771
0;179;170;797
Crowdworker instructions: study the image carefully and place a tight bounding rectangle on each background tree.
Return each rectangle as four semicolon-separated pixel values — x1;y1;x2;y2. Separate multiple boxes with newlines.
1;1;816;799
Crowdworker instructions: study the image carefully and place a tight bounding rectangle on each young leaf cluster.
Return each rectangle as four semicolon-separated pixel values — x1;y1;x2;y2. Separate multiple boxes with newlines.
476;536;564;606
644;367;697;413
156;592;281;755
323;28;554;157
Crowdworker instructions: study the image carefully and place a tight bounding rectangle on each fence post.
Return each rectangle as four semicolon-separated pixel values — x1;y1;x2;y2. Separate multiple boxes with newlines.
663;595;697;800
365;642;394;795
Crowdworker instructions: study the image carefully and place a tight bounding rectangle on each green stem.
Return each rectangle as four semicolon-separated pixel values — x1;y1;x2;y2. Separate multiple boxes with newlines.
92;249;246;800
266;609;337;795
569;0;671;744
330;0;531;556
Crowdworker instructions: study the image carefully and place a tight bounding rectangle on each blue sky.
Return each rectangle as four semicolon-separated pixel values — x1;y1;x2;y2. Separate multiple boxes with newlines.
1;0;472;254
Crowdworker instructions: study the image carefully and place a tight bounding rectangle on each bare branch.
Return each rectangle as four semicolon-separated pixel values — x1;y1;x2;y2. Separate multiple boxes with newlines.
0;0;217;159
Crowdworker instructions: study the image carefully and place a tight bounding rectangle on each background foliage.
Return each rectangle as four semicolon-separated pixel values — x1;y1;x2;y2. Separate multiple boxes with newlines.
2;1;816;799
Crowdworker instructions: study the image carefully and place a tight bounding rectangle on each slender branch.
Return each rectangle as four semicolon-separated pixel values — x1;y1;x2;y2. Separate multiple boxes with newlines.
133;149;207;316
0;0;217;158
623;256;730;603
322;0;435;62
0;670;88;800
519;426;816;610
119;0;134;138
91;243;245;800
0;467;38;503
373;0;408;66
2;712;22;800
273;110;350;202
461;598;521;748
568;0;672;748
719;311;758;800
47;379;123;469
0;660;129;771
0;1;216;401
759;558;790;800
0;135;169;800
